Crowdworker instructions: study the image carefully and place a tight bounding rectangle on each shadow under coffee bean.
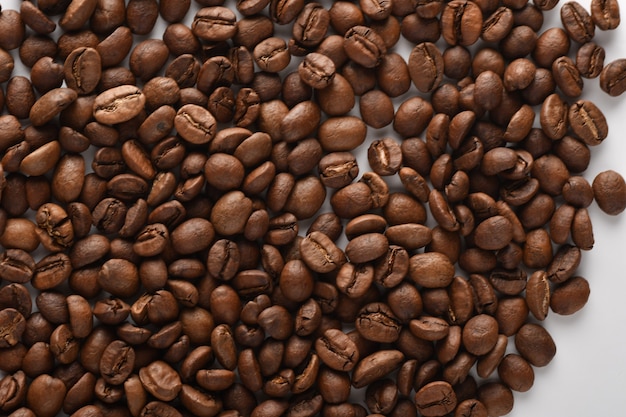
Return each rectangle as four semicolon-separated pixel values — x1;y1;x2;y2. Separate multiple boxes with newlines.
0;0;626;416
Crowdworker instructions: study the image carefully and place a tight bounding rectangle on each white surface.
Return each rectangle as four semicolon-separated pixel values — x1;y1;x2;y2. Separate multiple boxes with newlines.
2;0;626;416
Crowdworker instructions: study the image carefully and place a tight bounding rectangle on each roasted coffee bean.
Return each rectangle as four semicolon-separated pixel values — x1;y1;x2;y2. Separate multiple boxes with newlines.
138;360;182;402
298;52;335;89
592;170;626;215
515;323;556;367
477;382;514;417
576;42;605;79
441;1;484;46
315;329;359;372
414;381;457;417
93;85;144;125
174;103;218;145
254;37;291;73
567;99;608;147
591;0;620;30
344;26;386;68
191;6;237;42
600;58;626;96
376;52;411;97
352;350;404;389
561;1;595;44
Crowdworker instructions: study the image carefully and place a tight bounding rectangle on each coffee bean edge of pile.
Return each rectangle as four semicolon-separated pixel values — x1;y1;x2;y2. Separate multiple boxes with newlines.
0;0;626;417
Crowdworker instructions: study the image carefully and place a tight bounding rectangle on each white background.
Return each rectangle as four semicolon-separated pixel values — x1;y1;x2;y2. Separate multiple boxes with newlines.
2;0;626;416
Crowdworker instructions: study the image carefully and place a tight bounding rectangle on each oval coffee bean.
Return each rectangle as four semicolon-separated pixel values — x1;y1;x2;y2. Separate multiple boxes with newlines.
299;231;346;273
175;104;217;145
593;170;626;215
600;58;626;96
93;85;145;124
550;276;590;315
515;323;557;367
356;302;401;343
351;350;404;389
315;329;359;372
408;42;444;93
30;88;78;127
414;381;457;417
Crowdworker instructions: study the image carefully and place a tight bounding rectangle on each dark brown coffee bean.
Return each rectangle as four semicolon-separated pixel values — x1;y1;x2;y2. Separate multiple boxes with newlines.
254;37;291;73
477;382;514;417
190;6;237;42
139;360;182;402
591;0;620;30
414;381;457;417
561;1;595;44
576;42;605;78
461;314;499;356
545;244;580;285
358;89;394;128
29;88;78;127
409;252;455;288
552;55;583;97
515;323;556;367
572;207;595;250
315;329;359;372
319;116;368;152
356;302;401;343
298;52;335;89
407;42;444;94
525;271;551;321
26;374;66;417
0;249;35;284
441;1;483;46
32;253;72;291
345;233;388;264
290;2;328;48
376;53;411;97
99;340;135;385
352;350;404;389
175;104;217;145
93;85;145;125
409;316;450;341
482;7;514;43
343;25;386;68
64;47;101;95
299;231;346;274
98;258;139;298
600;58;626;96
568;99;608;146
592;170;626;215
550;275;590;315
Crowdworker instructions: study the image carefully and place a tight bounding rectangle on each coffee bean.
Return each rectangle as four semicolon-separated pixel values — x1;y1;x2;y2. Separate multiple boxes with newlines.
576;42;605;79
298;52;335;89
441;1;484;46
568;99;608;146
415;381;457;417
93;85;145;124
600;58;626;95
560;1;595;44
139;360;182;402
591;0;620;30
352;350;404;389
515;323;557;367
550;276;591;315
29;88;78;127
407;42;444;94
592;170;626;215
343;26;387;68
477;382;514;417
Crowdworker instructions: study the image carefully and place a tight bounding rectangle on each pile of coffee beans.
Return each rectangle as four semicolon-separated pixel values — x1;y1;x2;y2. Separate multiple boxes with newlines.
1;0;626;416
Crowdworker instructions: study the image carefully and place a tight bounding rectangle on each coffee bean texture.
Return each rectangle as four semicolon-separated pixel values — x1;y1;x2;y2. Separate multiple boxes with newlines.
0;0;624;416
